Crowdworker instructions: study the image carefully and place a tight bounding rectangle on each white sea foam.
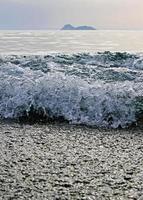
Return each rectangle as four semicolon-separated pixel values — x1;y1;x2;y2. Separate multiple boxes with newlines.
1;52;143;128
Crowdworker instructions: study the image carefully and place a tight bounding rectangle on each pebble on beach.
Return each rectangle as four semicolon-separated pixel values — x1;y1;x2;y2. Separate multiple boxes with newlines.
0;122;143;200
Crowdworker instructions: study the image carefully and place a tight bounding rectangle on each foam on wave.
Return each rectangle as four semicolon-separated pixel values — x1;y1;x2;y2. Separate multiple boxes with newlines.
1;52;143;128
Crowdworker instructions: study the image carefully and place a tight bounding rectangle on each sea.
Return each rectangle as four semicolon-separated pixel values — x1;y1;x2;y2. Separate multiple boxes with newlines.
1;30;143;128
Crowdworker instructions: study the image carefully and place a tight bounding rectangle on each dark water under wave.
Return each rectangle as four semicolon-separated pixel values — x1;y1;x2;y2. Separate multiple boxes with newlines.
1;51;143;128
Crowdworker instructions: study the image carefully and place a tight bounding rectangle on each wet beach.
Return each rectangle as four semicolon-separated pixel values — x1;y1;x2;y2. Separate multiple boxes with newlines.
0;122;143;200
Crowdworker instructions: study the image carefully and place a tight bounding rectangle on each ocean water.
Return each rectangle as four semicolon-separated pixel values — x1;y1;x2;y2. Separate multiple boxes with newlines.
1;30;143;128
1;30;143;54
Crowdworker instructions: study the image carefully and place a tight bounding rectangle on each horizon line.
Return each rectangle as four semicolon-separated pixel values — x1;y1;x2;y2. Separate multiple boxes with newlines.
0;28;143;31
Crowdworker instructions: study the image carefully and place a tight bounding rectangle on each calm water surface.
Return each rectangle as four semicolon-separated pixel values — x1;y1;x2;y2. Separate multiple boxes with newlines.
0;30;143;54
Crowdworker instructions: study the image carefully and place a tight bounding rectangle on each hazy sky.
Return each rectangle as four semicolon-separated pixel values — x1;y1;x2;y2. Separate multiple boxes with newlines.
0;0;143;30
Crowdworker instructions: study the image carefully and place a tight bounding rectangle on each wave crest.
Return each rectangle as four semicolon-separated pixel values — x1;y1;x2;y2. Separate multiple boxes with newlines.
1;52;143;128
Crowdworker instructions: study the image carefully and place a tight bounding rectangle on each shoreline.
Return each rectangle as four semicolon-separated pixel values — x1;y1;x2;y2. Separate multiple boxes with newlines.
0;121;143;199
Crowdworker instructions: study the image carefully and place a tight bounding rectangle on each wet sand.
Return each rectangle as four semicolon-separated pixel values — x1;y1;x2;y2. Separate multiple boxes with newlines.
0;122;143;200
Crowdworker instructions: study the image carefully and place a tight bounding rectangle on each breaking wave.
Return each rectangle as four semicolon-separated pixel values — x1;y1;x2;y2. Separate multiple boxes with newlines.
1;51;143;128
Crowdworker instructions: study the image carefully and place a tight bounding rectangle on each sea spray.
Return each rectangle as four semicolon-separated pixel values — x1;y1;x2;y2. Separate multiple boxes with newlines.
0;52;143;128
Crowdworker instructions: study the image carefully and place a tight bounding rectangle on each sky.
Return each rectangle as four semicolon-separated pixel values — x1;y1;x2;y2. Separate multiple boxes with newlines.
0;0;143;30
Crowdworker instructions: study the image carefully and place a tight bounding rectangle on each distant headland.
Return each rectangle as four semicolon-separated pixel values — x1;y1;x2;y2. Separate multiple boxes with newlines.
61;24;96;30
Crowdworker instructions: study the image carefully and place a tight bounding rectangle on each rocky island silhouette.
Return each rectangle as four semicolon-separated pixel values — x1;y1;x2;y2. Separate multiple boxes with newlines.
61;24;96;30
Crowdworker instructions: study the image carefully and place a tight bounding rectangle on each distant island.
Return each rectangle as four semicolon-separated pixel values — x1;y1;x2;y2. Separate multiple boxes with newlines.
61;24;96;30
